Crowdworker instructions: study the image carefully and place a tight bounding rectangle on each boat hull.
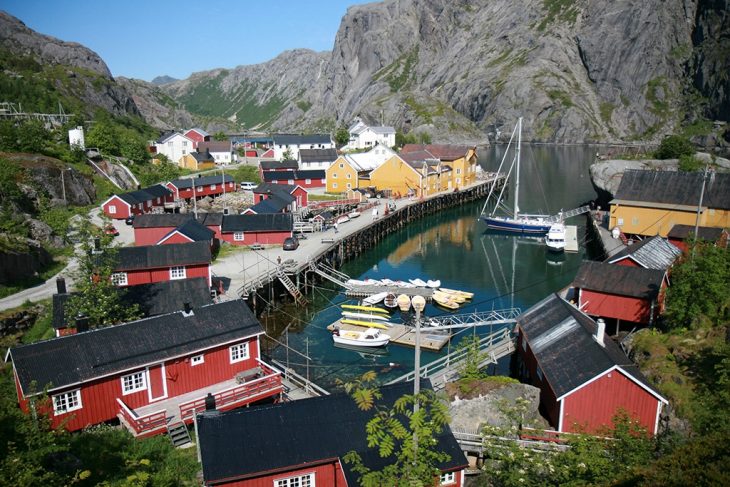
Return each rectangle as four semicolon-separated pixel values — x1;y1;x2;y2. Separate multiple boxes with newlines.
481;216;552;234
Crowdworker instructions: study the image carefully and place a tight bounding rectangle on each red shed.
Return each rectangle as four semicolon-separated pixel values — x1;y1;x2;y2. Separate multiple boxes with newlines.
263;169;326;189
572;260;668;330
133;213;223;245
258;159;298;180
606;236;681;270
197;381;467;486
157;219;216;248
220;214;293;246
516;294;667;435
667;224;728;253
167;175;236;201
100;184;172;220
253;182;308;211
7;300;283;437
183;127;210;148
112;241;212;287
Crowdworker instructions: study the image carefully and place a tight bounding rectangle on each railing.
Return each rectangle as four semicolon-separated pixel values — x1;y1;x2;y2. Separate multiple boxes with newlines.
116;398;167;435
178;364;283;421
271;359;330;397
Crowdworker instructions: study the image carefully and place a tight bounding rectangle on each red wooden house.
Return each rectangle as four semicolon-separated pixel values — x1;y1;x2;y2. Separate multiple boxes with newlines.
166;175;236;201
7;300;283;437
101;184;173;220
258;159;298;180
183;128;210;149
197;381;467;487
133;213;223;245
220;214;293;245
667;224;728;253
252;183;308;211
157;219;216;247
572;260;668;330
606;235;681;270
516;293;668;435
111;241;212;287
263;169;326;189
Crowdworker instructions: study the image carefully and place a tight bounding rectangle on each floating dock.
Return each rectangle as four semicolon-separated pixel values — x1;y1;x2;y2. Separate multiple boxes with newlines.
326;320;451;351
564;225;579;252
345;286;435;300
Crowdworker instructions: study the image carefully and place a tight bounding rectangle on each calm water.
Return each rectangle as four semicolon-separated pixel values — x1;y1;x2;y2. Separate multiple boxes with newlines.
264;145;601;389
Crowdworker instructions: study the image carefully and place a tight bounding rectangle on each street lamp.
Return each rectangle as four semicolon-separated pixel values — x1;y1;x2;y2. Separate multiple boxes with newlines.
411;294;426;463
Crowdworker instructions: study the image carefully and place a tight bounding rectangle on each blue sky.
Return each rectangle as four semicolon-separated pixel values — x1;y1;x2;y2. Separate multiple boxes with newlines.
2;0;376;81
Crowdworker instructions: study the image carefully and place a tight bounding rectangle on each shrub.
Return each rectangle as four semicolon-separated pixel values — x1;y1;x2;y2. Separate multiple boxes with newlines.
678;154;702;172
655;135;694;160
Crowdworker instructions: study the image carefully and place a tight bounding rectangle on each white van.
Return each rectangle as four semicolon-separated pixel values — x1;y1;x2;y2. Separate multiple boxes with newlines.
240;181;257;191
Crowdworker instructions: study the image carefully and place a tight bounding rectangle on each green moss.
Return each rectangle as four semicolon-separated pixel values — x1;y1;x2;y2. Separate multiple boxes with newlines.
682;119;713;137
403;95;434;124
646;77;670;117
296;100;312;112
372;48;419;93
487;48;513;68
546;89;574;107
599;102;615;124
670;43;692;60
537;0;579;31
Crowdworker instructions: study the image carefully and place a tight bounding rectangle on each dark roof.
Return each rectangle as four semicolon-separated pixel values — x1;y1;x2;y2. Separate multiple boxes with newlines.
197;212;224;226
141;184;172;199
116;185;173;206
160;219;215;243
517;294;666;400
10;300;262;395
189;150;214;162
252;182;297;196
246;197;290;214
299;148;338;163
133;213;224;229
606;236;681;270
573;260;665;299
400;144;473;161
197;381;467;484
613;170;730;210
272;134;333;146
222;214;293;232
197;141;232;152
667;224;727;241
259;159;298;171
263;170;325;182
115;241;211;271
169;175;234;189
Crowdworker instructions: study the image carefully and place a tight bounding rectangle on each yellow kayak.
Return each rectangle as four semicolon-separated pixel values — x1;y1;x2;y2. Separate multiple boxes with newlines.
341;304;389;314
340;318;390;330
438;287;474;299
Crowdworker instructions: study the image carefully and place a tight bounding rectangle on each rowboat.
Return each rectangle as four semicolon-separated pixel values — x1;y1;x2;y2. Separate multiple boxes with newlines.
341;311;390;322
340;318;391;330
341;304;389;314
432;293;459;310
383;293;397;308
363;291;388;305
409;278;427;287
397;294;411;311
438;288;474;299
433;290;466;303
426;279;441;288
332;327;390;347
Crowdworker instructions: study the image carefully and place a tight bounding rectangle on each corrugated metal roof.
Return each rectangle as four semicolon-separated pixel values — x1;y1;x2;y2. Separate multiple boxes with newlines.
613;170;730;210
607;236;681;270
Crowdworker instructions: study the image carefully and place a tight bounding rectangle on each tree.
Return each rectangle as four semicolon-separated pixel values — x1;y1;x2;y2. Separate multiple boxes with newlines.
119;134;149;165
17;120;48;153
212;131;227;141
86;121;120;155
281;148;294;161
341;372;452;487
335;126;350;147
457;334;488;380
655;135;694;160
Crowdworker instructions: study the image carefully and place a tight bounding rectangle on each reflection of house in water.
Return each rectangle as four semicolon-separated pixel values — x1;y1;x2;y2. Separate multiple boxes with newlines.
386;218;474;265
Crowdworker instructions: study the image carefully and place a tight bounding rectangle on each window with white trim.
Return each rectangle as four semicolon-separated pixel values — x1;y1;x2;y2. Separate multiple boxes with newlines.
122;371;146;394
321;179;326;184
197;186;204;193
229;342;250;363
170;266;186;280
211;184;216;190
191;354;204;366
440;472;456;485
332;183;338;188
53;390;82;415
305;179;311;184
288;179;294;185
233;232;244;241
108;205;117;214
347;183;352;189
339;163;344;168
332;173;338;178
456;168;461;175
274;473;314;487
111;272;128;286
346;173;351;179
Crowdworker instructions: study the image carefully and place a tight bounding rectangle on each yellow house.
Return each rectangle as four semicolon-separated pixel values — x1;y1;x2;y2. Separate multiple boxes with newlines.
325;144;397;193
609;170;730;237
400;144;478;190
179;151;216;171
369;155;424;197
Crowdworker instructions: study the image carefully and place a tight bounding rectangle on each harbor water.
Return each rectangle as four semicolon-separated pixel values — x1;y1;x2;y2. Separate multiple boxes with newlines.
263;145;602;389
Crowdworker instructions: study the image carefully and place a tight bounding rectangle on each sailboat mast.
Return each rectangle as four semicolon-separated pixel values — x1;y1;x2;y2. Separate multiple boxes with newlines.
514;117;522;218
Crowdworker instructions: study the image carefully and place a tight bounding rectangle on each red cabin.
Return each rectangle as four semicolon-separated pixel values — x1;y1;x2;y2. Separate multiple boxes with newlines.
133;213;223;245
258;159;298;180
183;127;210;149
220;214;293;246
252;183;308;211
197;381;467;486
7;300;283;437
605;235;681;270
667;224;729;253
101;184;172;220
112;241;212;287
166;175;236;201
263;169;326;189
516;294;668;436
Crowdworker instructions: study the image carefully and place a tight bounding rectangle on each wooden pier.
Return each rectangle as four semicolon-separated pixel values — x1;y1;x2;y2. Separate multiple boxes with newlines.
326;320;451;351
345;286;435;300
564;225;579;252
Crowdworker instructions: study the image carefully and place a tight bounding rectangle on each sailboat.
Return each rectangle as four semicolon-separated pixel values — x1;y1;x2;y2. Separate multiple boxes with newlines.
480;117;555;234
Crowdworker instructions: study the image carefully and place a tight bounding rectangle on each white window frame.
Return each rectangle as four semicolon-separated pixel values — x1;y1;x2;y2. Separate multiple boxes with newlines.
170;266;186;280
233;232;245;242
274;472;315;487
288;179;294;185
191;354;205;366
229;342;250;363
121;371;147;395
332;173;337;178
108;205;117;214
53;389;82;415
440;472;456;485
211;184;217;190
111;272;128;286
332;183;338;189
305;179;311;184
321;179;326;184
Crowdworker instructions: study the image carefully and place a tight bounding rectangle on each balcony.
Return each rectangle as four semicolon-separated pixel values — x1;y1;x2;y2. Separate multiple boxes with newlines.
117;360;283;437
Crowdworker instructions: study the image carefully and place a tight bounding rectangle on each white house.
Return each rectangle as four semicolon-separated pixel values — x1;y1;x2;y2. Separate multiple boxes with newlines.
154;133;196;162
298;148;338;170
197;140;237;165
272;134;334;161
347;119;396;149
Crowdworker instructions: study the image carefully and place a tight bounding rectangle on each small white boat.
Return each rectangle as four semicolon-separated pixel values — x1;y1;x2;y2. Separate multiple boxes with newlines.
383;293;398;308
332;327;390;347
426;279;441;288
397;294;411;311
363;278;383;286
363;292;388;305
348;210;361;218
409;278;428;287
342;311;389;322
394;281;416;288
380;278;395;286
346;279;368;287
545;222;566;253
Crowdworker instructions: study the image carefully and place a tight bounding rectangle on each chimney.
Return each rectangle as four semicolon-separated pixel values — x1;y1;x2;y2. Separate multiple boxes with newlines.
182;302;194;317
595;319;606;347
56;277;67;295
205;392;216;411
92;237;102;254
75;315;90;333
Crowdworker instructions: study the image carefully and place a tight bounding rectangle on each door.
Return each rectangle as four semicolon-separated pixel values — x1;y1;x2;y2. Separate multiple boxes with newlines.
147;363;168;402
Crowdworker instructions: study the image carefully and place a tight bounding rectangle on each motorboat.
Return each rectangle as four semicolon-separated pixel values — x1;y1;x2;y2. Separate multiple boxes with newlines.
332;327;390;347
363;292;388;305
394;281;416;288
346;279;368;287
341;304;389;315
426;279;441;288
438;287;474;299
383;293;398;308
545;222;566;252
336;215;350;224
409;278;428;287
397;294;412;311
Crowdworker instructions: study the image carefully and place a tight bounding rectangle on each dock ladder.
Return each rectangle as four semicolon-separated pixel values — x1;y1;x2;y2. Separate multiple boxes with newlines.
276;268;307;305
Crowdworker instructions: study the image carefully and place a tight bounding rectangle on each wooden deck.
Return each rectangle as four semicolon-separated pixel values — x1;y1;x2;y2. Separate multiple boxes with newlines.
564;225;579;252
326;319;451;351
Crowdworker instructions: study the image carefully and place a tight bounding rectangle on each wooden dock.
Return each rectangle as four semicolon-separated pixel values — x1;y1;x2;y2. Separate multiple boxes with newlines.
326;320;451;351
345;286;435;300
564;225;579;252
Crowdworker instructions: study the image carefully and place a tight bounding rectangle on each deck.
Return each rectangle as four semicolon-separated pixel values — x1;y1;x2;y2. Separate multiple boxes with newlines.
345;286;435;300
564;225;579;252
326;319;451;351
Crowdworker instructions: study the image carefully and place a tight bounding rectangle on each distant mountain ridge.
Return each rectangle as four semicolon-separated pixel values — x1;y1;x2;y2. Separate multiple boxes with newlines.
151;75;178;85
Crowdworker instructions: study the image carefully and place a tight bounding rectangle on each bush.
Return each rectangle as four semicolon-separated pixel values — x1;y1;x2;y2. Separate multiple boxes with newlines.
655;135;694;160
678;154;702;172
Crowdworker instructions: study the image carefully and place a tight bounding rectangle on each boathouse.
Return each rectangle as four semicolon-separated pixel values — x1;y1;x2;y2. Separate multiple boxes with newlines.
605;235;681;270
100;184;172;220
516;294;668;435
133;213;223;245
667;224;729;253
262;169;326;189
156;219;216;248
258;159;298;180
7;300;282;436
299;147;338;170
252;183;308;211
166;175;236;201
197;381;467;486
112;241;212;287
220;214;293;245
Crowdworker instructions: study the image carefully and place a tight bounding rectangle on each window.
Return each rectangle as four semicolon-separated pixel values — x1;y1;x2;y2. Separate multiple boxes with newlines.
332;183;338;188
111;272;128;286
182;149;187;155
108;205;116;214
211;184;216;190
305;179;311;184
197;186;203;193
170;266;186;280
456;178;461;184
346;173;351;179
122;371;146;394
168;142;173;147
440;472;456;485
53;390;82;415
275;473;314;487
191;354;204;366
456;168;461;175
339;163;344;168
288;179;294;185
347;183;352;189
632;217;639;226
321;179;326;184
229;343;249;363
233;232;244;241
332;173;337;178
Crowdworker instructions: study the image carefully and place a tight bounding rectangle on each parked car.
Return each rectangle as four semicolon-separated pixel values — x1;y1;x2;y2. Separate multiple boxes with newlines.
104;224;119;236
240;181;256;191
282;237;299;251
125;215;135;225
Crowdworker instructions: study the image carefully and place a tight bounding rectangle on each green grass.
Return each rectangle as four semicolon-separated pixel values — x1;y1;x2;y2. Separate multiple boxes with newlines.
296;100;312;112
599;102;615;124
546;89;574;107
682;119;713;137
309;193;342;201
487;48;514;68
646;77;670;117
537;0;579;31
372;48;419;93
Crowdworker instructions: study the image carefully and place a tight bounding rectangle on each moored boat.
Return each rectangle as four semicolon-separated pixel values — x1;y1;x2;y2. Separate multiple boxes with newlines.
363;291;388;305
409;278;427;287
438;287;474;299
545;222;566;253
341;304;389;314
348;210;361;218
340;318;391;330
397;294;411;311
432;293;459;310
341;311;390;322
383;293;397;308
332;327;390;347
426;279;441;288
433;289;466;304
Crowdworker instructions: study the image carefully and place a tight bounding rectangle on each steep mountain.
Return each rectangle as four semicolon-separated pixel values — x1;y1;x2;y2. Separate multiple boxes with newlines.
116;77;194;130
0;11;139;118
150;75;178;85
126;0;728;144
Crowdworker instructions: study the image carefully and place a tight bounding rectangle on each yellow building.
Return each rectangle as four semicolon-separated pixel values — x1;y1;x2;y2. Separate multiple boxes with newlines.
609;170;730;237
179;151;216;171
400;144;478;190
369;155;423;197
325;144;397;193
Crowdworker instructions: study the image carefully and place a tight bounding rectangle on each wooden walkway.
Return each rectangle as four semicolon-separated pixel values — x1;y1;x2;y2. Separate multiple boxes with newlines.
326;319;451;351
345;286;435;300
564;225;579;252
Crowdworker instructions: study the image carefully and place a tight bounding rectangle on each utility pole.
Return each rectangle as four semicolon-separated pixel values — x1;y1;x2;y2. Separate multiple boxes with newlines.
411;295;426;467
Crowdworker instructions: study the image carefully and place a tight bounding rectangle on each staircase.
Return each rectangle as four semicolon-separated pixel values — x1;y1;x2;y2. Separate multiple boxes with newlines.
166;422;191;447
309;261;351;289
277;268;307;305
